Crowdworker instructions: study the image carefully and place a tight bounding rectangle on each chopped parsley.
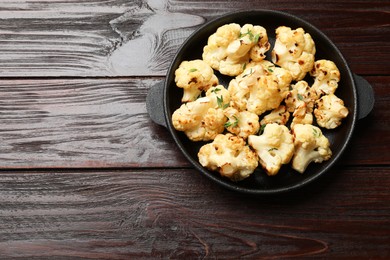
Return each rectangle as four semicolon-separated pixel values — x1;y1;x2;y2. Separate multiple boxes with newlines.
224;115;239;128
297;93;304;101
239;29;260;43
313;127;321;138
211;87;221;94
189;68;197;72
217;95;229;109
259;124;267;135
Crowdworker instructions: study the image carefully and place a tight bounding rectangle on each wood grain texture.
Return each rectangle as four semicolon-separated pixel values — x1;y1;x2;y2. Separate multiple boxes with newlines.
0;76;388;169
0;78;187;168
0;167;389;259
0;0;388;76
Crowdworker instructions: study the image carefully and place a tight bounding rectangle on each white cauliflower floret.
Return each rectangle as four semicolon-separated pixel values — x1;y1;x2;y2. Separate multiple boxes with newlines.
228;65;289;115
202;23;270;76
223;107;260;139
198;133;259;181
314;93;349;129
310;59;340;99
205;85;231;109
246;60;293;90
248;123;294;176
271;26;316;81
291;112;313;129
291;124;332;173
175;59;219;102
247;25;271;61
285;80;315;118
260;105;290;126
171;86;230;141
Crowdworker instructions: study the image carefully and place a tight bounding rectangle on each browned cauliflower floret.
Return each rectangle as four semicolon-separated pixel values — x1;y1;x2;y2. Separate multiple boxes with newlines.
271;26;316;81
172;86;230;141
285;80;315;118
310;59;340;99
247;25;271;62
291;112;313;129
175;59;219;102
223;107;260;139
248;123;294;176
291;124;332;173
228;64;290;115
314;94;349;129
198;133;259;181
202;23;270;76
260;105;290;126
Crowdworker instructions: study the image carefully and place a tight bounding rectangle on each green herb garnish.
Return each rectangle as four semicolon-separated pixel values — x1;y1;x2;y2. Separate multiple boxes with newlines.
313;127;321;138
225;116;239;128
297;93;304;101
259;124;267;135
211;87;221;94
217;96;229;109
189;68;197;72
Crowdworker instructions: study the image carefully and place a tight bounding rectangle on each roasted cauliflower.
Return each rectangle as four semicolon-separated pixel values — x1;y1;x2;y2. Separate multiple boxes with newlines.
228;64;290;115
198;133;259;181
260;105;290;126
223;107;260;139
271;26;316;81
314;93;349;129
290;112;313;128
248;123;295;176
202;23;270;76
310;59;340;99
285;80;315;118
175;59;219;102
171;85;230;141
291;124;332;173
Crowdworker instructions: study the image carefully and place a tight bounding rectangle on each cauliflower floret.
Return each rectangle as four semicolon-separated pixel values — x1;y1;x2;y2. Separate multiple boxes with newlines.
205;85;231;109
198;133;259;181
314;93;349;129
247;25;271;61
175;59;219;102
285;80;315;118
260;105;290;126
291;124;332;173
310;59;340;99
290;112;313;129
228;65;289;115
172;86;230;141
271;26;316;81
246;60;293;91
223;107;260;139
202;23;270;76
248;123;294;176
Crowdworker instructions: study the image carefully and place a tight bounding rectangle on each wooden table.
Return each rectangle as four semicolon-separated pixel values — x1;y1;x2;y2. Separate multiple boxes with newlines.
1;1;389;258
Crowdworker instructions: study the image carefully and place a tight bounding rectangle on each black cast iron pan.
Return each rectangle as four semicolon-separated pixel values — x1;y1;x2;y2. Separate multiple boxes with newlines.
146;10;375;195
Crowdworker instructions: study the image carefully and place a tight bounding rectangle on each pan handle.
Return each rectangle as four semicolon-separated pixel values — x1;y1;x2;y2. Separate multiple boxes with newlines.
146;80;168;128
353;74;375;120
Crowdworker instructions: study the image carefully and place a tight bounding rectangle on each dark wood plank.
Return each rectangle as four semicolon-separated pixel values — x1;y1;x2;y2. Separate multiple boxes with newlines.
0;76;388;169
0;78;187;168
0;0;388;76
0;167;389;258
